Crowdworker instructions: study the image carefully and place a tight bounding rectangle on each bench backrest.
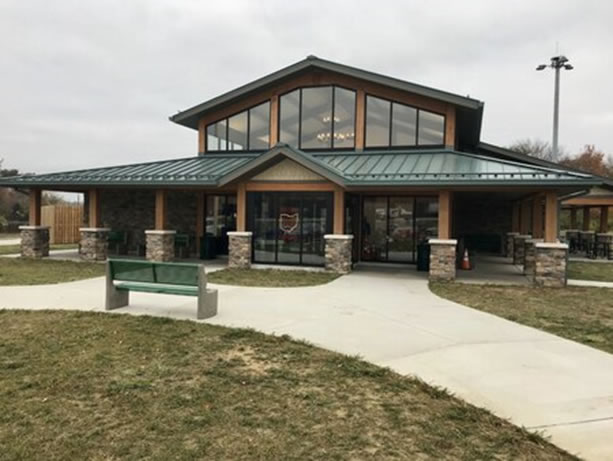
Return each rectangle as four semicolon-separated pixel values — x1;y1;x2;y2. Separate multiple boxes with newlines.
109;259;200;286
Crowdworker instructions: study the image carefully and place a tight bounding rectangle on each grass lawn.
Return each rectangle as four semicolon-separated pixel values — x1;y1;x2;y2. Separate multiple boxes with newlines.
431;283;613;354
0;311;575;460
0;233;19;240
0;258;105;286
0;243;78;256
208;268;339;287
568;261;613;282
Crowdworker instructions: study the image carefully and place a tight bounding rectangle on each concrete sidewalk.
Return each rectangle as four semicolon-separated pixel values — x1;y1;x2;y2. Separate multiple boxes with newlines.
1;268;612;460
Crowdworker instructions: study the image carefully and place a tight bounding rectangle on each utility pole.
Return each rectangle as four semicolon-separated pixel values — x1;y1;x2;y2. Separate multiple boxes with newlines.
536;55;573;161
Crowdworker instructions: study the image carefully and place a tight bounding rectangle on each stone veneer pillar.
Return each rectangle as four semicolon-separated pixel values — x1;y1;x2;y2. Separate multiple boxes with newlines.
429;239;457;282
19;225;50;258
145;230;176;262
512;234;531;266
523;238;543;276
506;232;519;258
324;234;353;274
79;227;110;261
534;242;569;288
228;231;252;269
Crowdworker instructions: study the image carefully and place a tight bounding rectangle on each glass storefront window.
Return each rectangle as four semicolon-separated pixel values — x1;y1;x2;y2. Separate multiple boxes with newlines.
279;86;356;150
248;192;332;266
365;96;391;148
360;195;438;263
300;87;333;149
418;111;445;145
205;195;236;255
365;95;445;148
206;102;270;152
279;89;300;146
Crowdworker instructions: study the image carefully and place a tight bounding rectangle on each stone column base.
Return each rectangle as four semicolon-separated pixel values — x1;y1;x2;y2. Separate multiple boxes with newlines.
512;234;531;266
79;228;110;261
506;232;519;258
228;231;252;269
523;238;543;276
429;239;457;282
145;230;176;262
534;243;568;288
19;226;50;258
324;234;353;274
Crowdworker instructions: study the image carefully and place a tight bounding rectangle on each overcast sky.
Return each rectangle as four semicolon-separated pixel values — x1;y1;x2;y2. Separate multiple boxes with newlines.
1;0;612;174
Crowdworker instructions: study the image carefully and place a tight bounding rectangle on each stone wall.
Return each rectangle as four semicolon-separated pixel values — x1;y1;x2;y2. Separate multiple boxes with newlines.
79;228;110;261
454;194;512;254
19;226;50;258
99;189;198;253
534;243;568;288
429;239;457;282
228;232;252;269
324;235;353;274
145;230;176;262
100;190;155;247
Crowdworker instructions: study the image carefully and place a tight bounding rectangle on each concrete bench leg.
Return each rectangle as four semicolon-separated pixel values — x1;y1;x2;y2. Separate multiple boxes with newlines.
105;262;129;310
197;288;218;319
197;265;217;319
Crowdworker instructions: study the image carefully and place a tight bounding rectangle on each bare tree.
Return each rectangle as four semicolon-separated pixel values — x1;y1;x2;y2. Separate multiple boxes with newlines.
508;138;567;162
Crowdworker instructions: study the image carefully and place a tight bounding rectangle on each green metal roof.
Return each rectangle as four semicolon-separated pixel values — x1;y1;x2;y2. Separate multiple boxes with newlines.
0;154;257;188
311;150;599;186
0;146;600;189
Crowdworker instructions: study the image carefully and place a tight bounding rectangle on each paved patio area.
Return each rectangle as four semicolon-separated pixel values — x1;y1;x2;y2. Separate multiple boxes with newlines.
1;266;612;459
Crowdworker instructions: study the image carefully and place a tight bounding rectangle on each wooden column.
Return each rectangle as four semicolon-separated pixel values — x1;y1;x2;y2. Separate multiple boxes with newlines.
269;95;279;146
532;195;544;239
600;206;609;233
236;183;247;232
333;185;345;234
155;189;167;230
438;190;452;239
544;191;558;243
520;200;532;235
570;208;578;229
511;202;520;232
582;206;591;231
444;105;456;148
196;191;205;253
355;89;365;150
88;189;101;228
28;189;42;226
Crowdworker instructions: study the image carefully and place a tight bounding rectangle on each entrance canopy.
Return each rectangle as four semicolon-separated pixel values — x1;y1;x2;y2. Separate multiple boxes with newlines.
0;144;601;191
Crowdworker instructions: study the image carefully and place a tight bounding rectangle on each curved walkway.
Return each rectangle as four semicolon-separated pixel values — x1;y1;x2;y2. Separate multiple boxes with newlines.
1;268;612;460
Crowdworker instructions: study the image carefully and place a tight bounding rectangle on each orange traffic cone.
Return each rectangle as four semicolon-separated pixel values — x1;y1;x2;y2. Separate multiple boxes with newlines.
461;249;471;270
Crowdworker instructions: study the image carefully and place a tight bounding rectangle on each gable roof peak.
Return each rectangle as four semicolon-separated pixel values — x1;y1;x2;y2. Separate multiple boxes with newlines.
170;56;484;131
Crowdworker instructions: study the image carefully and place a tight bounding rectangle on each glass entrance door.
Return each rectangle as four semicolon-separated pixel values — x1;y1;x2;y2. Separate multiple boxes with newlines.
361;196;437;263
248;192;332;266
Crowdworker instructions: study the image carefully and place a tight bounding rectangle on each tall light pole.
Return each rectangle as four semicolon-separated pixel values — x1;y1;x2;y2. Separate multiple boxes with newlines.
536;55;573;161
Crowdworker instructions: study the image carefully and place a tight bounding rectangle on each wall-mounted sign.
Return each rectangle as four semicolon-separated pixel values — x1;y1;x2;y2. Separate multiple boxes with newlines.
279;213;299;233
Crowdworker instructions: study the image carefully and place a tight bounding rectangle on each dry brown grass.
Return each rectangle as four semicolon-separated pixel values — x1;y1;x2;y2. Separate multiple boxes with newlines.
431;283;613;354
0;310;576;460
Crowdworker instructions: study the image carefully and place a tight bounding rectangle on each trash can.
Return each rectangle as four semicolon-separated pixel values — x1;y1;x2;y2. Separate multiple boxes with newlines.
416;241;430;272
200;233;217;260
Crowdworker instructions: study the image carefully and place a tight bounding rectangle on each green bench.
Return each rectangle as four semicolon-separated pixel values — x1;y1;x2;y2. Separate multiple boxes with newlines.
105;259;218;319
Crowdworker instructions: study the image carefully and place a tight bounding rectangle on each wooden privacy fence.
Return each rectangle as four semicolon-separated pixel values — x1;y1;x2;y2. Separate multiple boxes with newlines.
41;205;83;244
